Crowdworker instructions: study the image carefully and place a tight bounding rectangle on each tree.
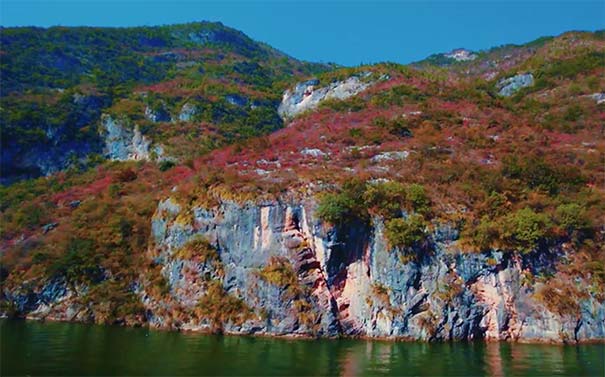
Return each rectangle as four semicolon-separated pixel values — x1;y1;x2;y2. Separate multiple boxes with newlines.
384;214;427;250
504;208;553;253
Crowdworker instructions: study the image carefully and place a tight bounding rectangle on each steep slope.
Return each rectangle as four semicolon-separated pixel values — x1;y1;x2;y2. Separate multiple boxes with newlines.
1;30;604;343
0;22;332;183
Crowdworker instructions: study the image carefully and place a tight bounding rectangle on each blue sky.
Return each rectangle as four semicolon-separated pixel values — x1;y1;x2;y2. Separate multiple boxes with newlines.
1;1;603;66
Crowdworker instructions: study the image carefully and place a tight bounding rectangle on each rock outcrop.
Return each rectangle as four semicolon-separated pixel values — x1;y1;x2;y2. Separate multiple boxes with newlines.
101;114;164;161
586;92;605;105
178;102;198;122
137;198;603;342
444;48;477;62
3;194;603;344
278;74;374;120
497;73;534;97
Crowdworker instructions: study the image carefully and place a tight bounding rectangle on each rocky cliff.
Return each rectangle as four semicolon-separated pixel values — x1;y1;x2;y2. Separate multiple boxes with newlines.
7;196;602;344
101;115;165;161
278;74;375;120
2;30;604;346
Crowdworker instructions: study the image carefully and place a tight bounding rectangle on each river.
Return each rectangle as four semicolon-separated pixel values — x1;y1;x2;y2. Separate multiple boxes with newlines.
1;319;603;376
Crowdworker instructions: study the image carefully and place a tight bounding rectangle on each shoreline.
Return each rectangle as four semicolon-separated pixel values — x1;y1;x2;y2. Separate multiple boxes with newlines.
6;315;604;346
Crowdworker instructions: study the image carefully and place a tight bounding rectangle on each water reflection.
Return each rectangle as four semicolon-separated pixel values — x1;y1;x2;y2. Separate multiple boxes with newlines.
1;319;603;376
485;342;503;377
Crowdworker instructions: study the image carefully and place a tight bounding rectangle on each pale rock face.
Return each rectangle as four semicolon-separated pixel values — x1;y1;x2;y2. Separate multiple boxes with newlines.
370;151;409;163
101;114;164;161
8;196;605;343
444;48;477;62
178;102;198;121
138;198;605;342
497;73;534;97
225;94;248;107
301;148;328;158
278;74;374;119
587;92;605;104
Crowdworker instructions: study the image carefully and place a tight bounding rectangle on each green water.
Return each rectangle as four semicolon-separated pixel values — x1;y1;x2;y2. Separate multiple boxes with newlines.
1;319;603;376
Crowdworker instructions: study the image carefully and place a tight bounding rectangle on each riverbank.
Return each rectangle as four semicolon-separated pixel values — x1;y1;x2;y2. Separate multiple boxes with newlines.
7;316;605;346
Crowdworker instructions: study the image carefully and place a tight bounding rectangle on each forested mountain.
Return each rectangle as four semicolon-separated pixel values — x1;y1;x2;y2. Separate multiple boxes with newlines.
1;25;604;343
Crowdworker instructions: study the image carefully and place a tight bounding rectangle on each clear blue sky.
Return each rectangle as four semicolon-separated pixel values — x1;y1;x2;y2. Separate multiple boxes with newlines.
1;1;603;66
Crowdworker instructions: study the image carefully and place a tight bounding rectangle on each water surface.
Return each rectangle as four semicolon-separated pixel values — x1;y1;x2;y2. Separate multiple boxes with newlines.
1;319;603;376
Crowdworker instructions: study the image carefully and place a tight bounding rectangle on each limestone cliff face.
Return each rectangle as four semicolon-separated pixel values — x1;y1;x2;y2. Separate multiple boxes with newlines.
278;74;375;120
3;197;603;343
143;198;604;343
497;73;534;97
101;114;164;161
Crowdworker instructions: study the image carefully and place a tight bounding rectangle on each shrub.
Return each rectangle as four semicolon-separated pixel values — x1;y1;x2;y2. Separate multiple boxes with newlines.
318;181;431;225
462;215;501;251
48;238;103;284
257;256;301;299
348;128;363;138
481;192;510;217
158;160;176;171
370;84;425;107
555;203;590;236
114;167;137;182
504;208;553;253
80;280;146;325
384;214;427;250
196;280;252;333
14;202;48;229
535;282;586;317
258;256;297;287
501;155;586;195
319;96;366;112
406;184;431;214
174;236;224;277
316;192;357;225
316;180;368;225
363;181;407;218
563;104;584;122
373;116;413;137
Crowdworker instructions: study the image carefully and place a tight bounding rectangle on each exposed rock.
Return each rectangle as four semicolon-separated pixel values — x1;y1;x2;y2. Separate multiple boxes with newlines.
301;148;328;158
101;114;164;161
42;223;58;234
497;73;534;97
188;30;214;44
178;102;198;122
137;198;604;343
278;74;374;119
4;196;604;343
444;48;477;62
586;92;605;104
144;105;171;123
225;94;248;107
2;278;84;321
371;151;409;163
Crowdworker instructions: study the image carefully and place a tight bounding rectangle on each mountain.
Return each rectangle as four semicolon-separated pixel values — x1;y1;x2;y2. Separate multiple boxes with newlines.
0;22;332;183
1;26;604;343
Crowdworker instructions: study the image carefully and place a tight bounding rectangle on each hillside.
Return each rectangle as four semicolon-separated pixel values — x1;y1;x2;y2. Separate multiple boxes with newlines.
0;22;332;183
1;27;604;343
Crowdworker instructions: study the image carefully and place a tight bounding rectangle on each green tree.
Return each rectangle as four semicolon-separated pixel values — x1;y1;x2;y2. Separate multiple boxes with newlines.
504;208;553;253
555;203;590;236
384;214;427;249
